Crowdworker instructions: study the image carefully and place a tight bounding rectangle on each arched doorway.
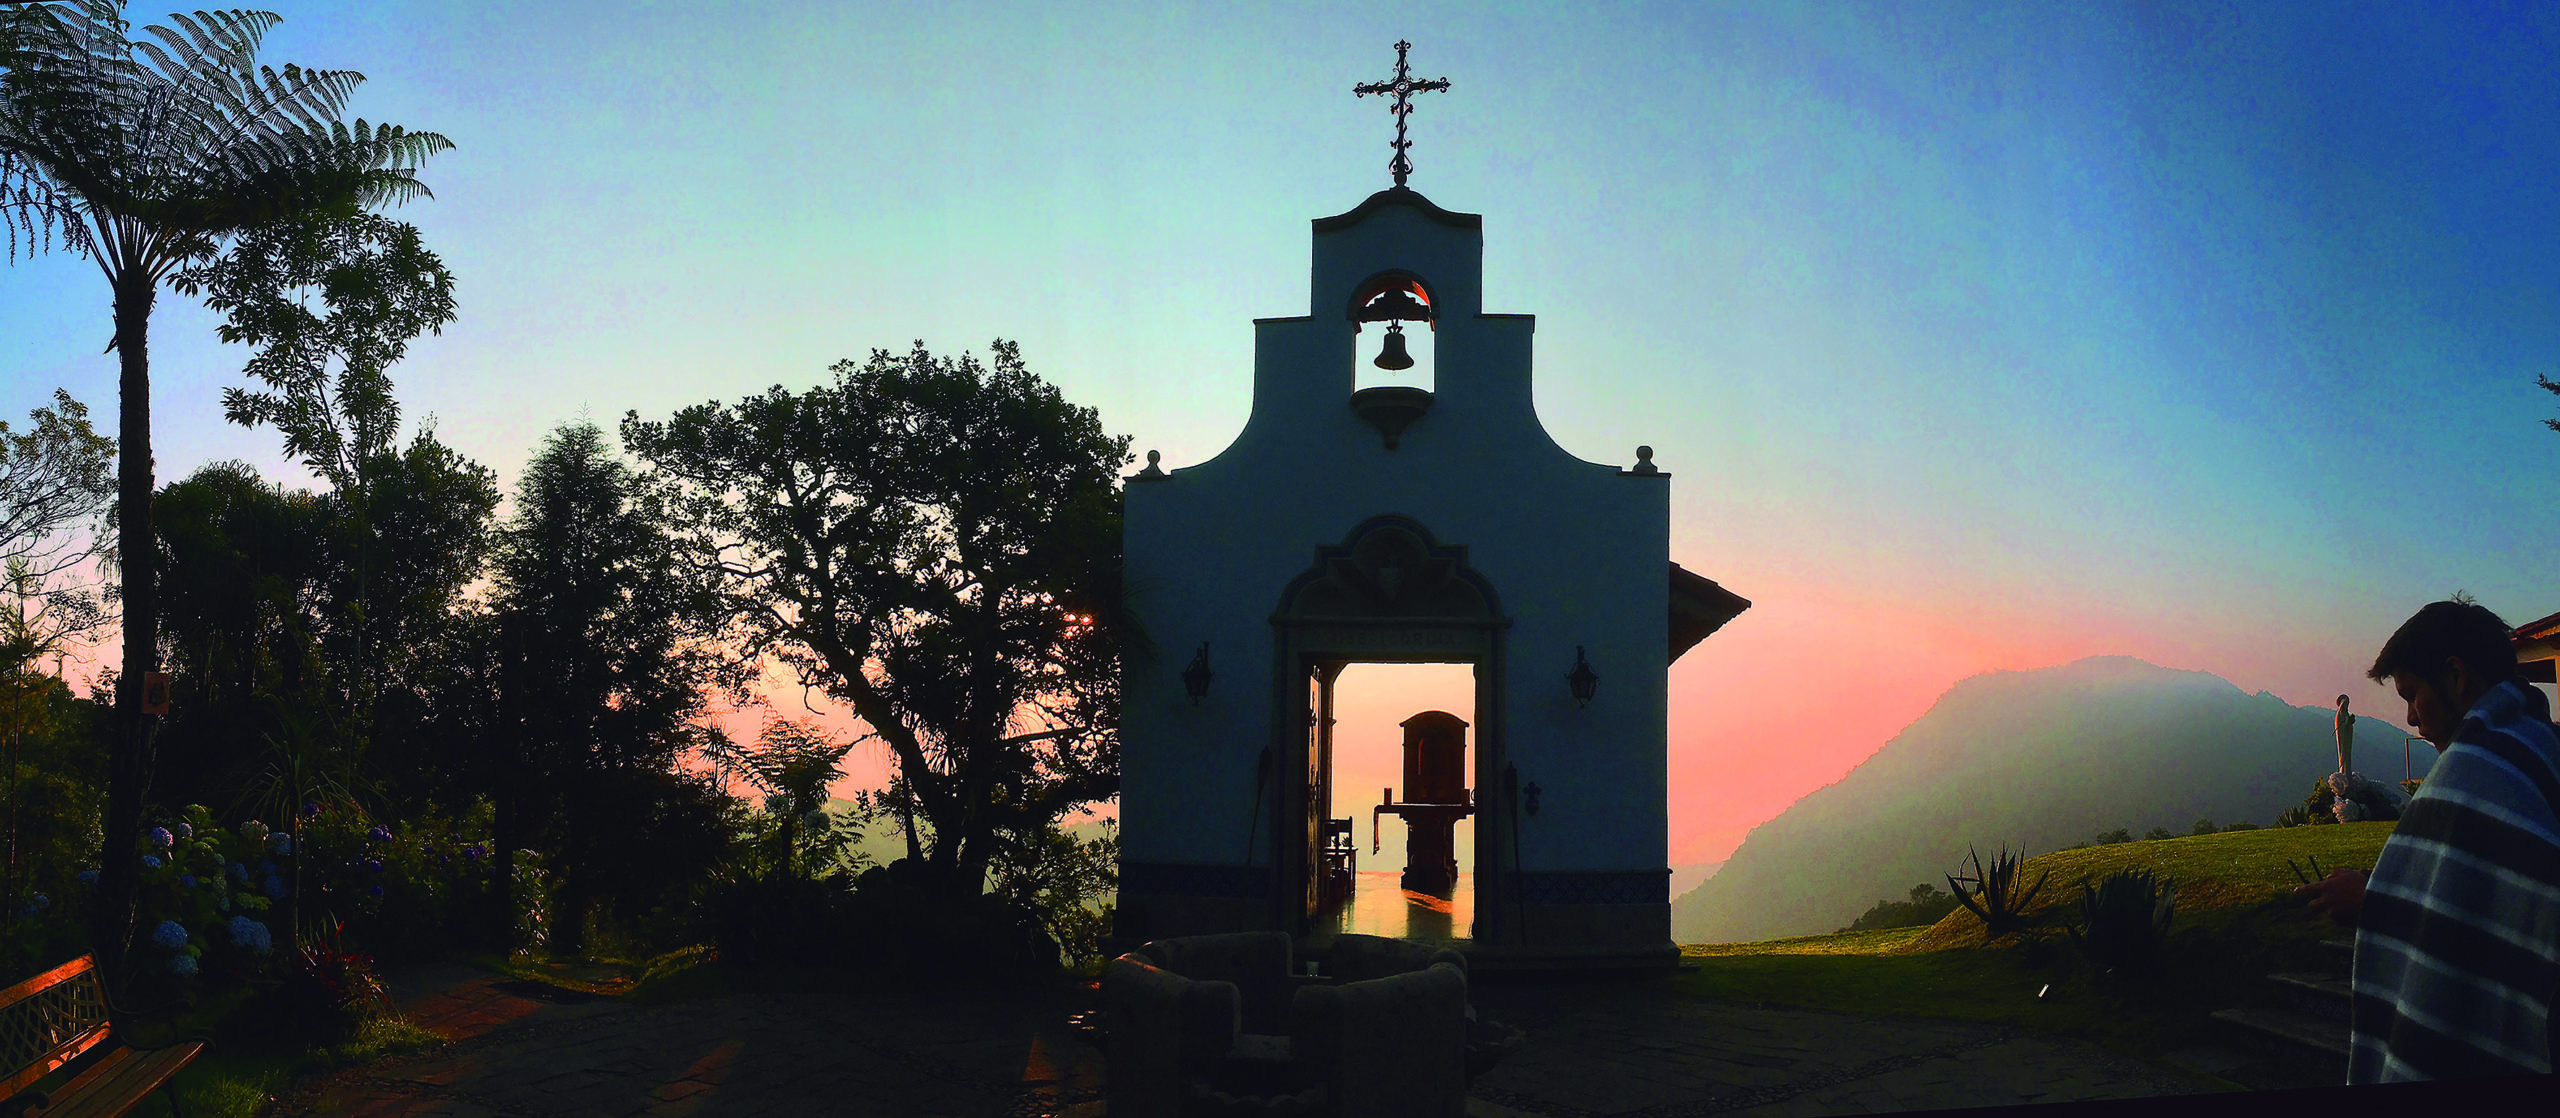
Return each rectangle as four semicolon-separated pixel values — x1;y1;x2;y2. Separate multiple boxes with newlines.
1268;516;1513;943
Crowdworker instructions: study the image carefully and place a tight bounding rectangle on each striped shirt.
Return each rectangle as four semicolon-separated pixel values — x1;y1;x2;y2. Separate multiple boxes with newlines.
2348;678;2560;1081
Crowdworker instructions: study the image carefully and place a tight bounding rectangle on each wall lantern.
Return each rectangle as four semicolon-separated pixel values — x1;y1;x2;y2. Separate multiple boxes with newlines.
1565;646;1599;708
1182;643;1214;705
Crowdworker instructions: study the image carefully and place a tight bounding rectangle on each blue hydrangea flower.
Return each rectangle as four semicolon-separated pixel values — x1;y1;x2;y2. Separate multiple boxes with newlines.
364;857;384;874
263;875;286;899
367;884;384;898
369;825;393;843
174;822;193;839
178;875;197;890
257;860;276;876
226;915;272;954
438;854;452;866
167;954;197;978
303;802;322;818
270;833;292;855
148;827;173;848
140;855;162;870
228;862;247;882
150;920;188;949
17;893;47;917
76;869;97;885
464;844;485;861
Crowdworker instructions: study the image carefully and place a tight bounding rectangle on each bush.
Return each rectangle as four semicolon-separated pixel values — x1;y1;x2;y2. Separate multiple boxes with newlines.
2189;818;2217;836
2143;826;2176;841
257;919;392;1046
292;799;505;958
989;820;1118;969
703;868;857;968
839;859;1058;984
2090;828;2133;846
1841;883;1962;932
2068;869;2177;975
1946;846;2050;937
2220;820;2260;832
702;853;1059;983
2293;778;2339;826
121;808;290;992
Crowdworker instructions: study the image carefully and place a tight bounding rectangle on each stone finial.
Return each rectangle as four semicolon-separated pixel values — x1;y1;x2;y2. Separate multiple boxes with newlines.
1628;445;1659;476
1134;449;1168;481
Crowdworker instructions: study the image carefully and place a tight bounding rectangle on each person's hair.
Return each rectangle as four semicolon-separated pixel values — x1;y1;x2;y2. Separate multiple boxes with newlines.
2367;600;2518;687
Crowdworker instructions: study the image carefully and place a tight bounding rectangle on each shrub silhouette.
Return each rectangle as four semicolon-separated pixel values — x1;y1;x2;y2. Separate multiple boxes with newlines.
2068;869;2177;975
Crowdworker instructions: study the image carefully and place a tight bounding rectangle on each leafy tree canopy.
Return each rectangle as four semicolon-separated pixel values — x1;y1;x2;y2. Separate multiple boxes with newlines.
3;0;451;973
0;389;111;577
624;340;1132;894
491;422;727;948
0;389;112;670
179;209;457;492
1;1;447;271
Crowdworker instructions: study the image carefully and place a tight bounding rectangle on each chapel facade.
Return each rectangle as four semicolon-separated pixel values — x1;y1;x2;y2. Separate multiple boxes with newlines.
1114;173;1749;967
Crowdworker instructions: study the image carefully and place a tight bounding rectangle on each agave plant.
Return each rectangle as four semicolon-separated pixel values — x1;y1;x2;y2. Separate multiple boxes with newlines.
2068;869;2177;974
1945;845;2050;937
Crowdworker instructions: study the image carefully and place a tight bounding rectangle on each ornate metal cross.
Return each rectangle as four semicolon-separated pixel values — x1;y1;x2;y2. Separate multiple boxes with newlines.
1353;40;1451;189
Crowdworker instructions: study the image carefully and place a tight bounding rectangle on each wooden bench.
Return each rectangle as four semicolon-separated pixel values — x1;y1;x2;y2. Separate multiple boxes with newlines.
1;956;205;1118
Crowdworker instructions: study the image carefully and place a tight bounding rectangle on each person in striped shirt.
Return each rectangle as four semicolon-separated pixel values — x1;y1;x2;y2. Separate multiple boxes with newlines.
2296;599;2560;1081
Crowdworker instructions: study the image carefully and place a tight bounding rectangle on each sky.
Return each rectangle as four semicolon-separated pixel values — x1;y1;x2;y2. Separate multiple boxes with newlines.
4;1;2556;866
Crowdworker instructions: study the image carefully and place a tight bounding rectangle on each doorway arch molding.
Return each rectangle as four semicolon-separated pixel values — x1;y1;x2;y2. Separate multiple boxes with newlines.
1265;515;1520;942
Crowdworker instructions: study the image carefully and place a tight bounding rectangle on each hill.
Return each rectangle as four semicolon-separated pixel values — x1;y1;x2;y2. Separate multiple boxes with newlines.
824;800;1117;877
1673;656;2424;943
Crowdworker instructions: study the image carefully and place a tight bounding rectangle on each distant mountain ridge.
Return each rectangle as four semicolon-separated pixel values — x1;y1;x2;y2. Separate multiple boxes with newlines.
1672;656;2425;944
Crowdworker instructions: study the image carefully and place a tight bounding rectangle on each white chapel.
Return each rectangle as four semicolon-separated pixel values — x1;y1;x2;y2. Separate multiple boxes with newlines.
1115;46;1748;968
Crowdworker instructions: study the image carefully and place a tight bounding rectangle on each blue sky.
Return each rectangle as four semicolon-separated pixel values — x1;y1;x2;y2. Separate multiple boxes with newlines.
4;1;2553;859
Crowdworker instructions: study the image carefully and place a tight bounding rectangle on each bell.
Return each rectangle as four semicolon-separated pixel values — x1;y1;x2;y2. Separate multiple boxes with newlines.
1372;322;1415;371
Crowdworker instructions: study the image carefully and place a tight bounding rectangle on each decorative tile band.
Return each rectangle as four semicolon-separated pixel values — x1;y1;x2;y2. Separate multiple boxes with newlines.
1119;862;1274;900
1513;870;1669;906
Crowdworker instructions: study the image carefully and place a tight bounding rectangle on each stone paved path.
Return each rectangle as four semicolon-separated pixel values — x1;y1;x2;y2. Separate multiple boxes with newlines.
280;964;2209;1117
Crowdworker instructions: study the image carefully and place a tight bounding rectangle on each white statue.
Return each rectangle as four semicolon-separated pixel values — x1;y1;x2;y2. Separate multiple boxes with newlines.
2326;693;2409;822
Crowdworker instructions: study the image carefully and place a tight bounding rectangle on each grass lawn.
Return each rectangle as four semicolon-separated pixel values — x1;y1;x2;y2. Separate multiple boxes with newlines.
148;1009;444;1118
1673;822;2398;1066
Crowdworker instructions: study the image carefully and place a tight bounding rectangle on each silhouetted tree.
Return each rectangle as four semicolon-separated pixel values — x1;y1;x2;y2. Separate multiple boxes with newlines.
492;424;722;951
180;208;461;709
1;389;111;928
0;673;103;977
624;340;1131;899
1;1;447;973
705;717;856;879
0;390;112;587
1;390;113;681
2539;373;2559;433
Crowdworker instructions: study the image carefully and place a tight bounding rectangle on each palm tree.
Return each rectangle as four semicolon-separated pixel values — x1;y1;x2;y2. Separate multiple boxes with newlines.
0;1;447;976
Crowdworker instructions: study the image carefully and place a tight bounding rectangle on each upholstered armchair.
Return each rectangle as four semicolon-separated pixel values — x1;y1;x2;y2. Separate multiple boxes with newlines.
1134;930;1297;1035
1323;933;1465;984
1291;961;1470;1118
1102;952;1247;1118
1102;931;1477;1118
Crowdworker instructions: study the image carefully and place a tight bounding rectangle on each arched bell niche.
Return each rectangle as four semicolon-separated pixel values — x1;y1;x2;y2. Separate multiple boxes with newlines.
1348;269;1437;397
